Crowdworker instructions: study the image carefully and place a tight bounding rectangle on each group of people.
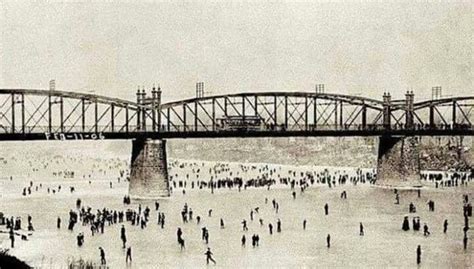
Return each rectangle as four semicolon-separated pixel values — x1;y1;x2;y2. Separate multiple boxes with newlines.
168;160;378;194
0;153;472;267
397;189;471;264
421;171;474;187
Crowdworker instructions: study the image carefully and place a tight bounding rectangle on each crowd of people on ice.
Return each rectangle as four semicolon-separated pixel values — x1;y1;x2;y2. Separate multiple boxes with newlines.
0;155;472;267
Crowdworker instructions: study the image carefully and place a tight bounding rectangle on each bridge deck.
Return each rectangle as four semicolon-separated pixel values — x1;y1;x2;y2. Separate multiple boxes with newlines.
0;128;472;141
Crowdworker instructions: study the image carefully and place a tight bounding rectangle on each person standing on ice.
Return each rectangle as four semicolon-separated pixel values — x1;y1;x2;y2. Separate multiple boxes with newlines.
126;246;132;263
205;247;216;265
120;225;127;248
99;247;106;265
416;245;421;265
242;220;248;231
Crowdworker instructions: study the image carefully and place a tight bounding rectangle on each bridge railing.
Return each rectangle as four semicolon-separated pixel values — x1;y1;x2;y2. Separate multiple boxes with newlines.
157;123;473;133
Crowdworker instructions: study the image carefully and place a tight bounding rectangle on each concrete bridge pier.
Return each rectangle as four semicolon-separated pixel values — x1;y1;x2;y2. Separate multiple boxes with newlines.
376;136;423;188
129;138;170;198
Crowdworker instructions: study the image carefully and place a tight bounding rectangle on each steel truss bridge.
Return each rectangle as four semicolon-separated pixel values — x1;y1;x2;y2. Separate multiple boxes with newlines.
0;88;473;141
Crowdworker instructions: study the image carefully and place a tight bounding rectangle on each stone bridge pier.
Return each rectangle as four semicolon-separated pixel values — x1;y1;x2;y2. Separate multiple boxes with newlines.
376;136;423;188
129;138;170;198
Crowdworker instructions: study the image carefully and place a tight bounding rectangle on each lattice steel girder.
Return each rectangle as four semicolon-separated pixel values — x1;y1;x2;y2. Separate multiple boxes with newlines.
1;89;471;135
0;89;142;134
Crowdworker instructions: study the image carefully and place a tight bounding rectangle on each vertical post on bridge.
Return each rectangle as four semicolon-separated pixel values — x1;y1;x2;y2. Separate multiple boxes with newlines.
136;88;141;131
60;96;64;133
94;100;98;133
157;86;162;131
11;93;15;134
194;100;198;132
405;91;414;129
141;89;146;131
125;104;129;133
383;92;391;129
452;100;456;127
284;95;288;129
313;96;317;130
21;93;25;134
48;79;55;134
304;96;308;130
339;100;343;129
166;107;170;132
212;98;216;131
361;104;367;129
48;93;52;134
151;86;157;132
273;95;277;127
242;95;246;124
111;104;115;132
81;98;86;132
254;96;258;117
429;105;434;128
224;97;228;117
183;103;187;132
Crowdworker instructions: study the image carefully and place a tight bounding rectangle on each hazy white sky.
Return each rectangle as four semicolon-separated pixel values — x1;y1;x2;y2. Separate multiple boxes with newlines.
0;1;472;103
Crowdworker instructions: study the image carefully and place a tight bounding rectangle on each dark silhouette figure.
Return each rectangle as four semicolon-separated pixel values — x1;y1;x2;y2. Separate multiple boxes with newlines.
126;246;132;263
242;220;248;231
9;228;14;248
326;234;331;248
99;247;106;265
402;216;410;231
416;245;421;265
205;247;216;265
423;224;430;236
360;222;364;236
413;217;421;231
443;219;448;234
77;233;84;247
324;204;329;215
121;225;127;248
177;228;185;250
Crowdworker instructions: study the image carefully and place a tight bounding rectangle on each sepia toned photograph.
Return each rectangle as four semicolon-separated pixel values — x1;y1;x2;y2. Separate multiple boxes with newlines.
0;1;472;268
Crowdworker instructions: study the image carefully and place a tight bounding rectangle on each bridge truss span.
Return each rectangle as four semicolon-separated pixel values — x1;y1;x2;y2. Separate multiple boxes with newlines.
0;88;473;140
160;92;385;134
0;89;143;137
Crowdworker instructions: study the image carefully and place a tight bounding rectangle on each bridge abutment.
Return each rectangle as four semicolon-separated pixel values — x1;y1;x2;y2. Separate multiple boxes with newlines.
377;136;422;187
129;138;170;198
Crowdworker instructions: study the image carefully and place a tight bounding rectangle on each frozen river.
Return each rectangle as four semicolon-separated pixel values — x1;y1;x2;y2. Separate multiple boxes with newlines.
0;158;472;268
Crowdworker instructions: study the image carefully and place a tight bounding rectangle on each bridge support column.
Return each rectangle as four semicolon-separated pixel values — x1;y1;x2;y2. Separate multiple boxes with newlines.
376;136;422;187
129;138;170;198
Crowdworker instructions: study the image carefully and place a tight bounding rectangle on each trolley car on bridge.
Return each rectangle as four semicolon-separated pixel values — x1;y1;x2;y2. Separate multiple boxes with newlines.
216;115;264;131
